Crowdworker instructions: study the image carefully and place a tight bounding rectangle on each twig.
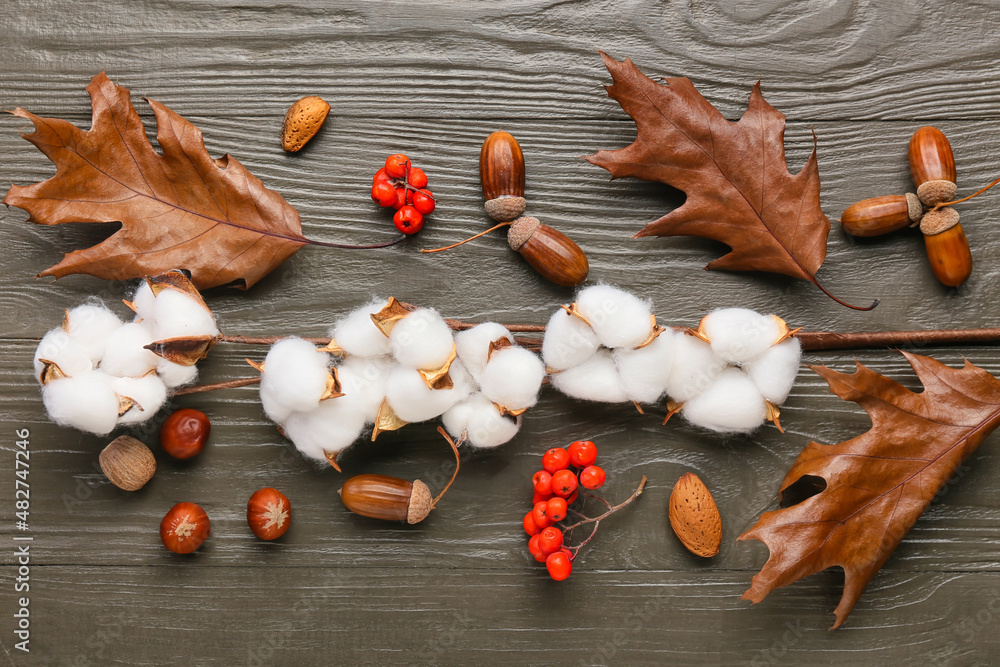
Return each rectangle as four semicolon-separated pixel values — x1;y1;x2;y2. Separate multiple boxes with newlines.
797;328;1000;351
561;475;647;533
171;376;260;395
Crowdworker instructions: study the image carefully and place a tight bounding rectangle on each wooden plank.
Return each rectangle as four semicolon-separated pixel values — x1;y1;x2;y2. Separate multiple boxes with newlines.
5;341;1000;573
2;0;1000;121
4;566;1000;663
2;116;1000;339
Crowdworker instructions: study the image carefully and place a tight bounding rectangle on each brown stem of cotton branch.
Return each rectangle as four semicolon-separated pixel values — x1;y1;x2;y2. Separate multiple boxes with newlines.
797;328;1000;351
171;376;261;395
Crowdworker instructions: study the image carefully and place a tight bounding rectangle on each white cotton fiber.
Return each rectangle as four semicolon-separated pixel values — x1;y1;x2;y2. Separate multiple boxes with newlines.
613;329;677;404
99;321;160;377
130;281;157;324
42;371;120;435
479;346;545;411
575;285;653;349
152;289;219;340
111;375;168;425
745;338;801;404
259;338;332;425
283;400;367;462
336;356;393;424
156;359;199;388
34;328;93;382
465;394;521;448
681;367;767;434
444;393;520;449
550;350;630;403
541;307;600;371
455;323;513;381
389;308;455;370
63;303;122;362
700;308;781;364
331;300;392;358
663;333;726;402
384;361;472;423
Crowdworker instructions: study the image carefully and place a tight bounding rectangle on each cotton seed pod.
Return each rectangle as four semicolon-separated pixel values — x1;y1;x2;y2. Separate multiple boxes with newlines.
480;131;527;222
841;193;922;237
921;208;972;287
507;217;589;287
280;96;331;152
338;474;433;524
99;435;156;491
909;126;957;206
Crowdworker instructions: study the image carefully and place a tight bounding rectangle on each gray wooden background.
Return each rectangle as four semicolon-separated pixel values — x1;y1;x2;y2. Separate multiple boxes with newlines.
3;0;1000;664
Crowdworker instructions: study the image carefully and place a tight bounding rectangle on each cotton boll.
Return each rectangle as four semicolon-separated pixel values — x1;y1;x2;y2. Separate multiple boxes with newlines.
575;285;653;349
33;328;93;382
283;401;367;463
442;396;477;441
152;289;219;340
455;323;513;381
337;356;393;424
384;361;472;423
464;394;521;449
156;359;199;388
701;308;782;364
63;304;122;362
99;322;160;377
681;368;767;434
613;330;677;404
389;308;455;370
745;338;802;404
259;338;333;424
663;333;726;403
42;371;120;435
541;308;600;371
331;300;392;358
550;350;630;403
111;375;168;425
130;281;157;324
479;347;545;411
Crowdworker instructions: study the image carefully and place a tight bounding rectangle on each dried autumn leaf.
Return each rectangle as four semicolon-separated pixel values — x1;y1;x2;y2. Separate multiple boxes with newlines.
740;352;1000;628
3;73;398;290
586;52;874;310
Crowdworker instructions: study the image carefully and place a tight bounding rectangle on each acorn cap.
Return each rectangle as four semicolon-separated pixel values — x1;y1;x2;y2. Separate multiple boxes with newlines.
484;195;527;222
406;479;433;524
920;207;960;236
507;216;541;251
905;192;923;224
917;180;958;207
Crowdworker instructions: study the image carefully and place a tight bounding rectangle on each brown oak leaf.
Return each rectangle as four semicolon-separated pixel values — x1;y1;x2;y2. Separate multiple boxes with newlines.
740;351;1000;628
586;52;873;310
3;72;308;290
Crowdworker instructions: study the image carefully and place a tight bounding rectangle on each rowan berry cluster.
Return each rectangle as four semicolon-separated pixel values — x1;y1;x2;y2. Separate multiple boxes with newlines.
371;153;436;235
522;440;609;581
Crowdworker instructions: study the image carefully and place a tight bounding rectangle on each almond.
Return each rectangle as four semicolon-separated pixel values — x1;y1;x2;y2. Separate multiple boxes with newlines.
668;472;721;557
280;96;331;152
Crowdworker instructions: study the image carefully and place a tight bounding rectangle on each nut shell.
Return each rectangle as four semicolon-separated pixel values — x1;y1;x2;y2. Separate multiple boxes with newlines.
339;474;413;522
99;435;156;491
507;217;589;287
924;221;972;287
668;472;721;557
480;131;526;209
841;195;917;237
909;126;956;188
281;96;331;152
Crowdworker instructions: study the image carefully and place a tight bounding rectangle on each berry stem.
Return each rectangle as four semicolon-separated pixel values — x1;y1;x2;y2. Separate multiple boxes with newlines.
560;475;647;533
420;222;512;254
932;175;1000;211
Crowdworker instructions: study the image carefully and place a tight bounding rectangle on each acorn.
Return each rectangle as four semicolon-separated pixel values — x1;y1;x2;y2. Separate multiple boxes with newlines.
909;126;958;206
508;216;589;287
480;131;527;222
920;207;972;287
339;474;433;524
841;193;922;237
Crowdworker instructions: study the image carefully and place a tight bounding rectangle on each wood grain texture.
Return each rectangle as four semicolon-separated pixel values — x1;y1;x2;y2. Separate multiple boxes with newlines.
4;0;1000;663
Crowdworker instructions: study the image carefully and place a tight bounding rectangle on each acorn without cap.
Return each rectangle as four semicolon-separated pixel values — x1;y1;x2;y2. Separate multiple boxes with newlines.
909;126;957;206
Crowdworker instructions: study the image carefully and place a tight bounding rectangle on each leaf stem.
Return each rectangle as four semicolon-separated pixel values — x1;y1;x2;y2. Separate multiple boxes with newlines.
304;233;407;250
